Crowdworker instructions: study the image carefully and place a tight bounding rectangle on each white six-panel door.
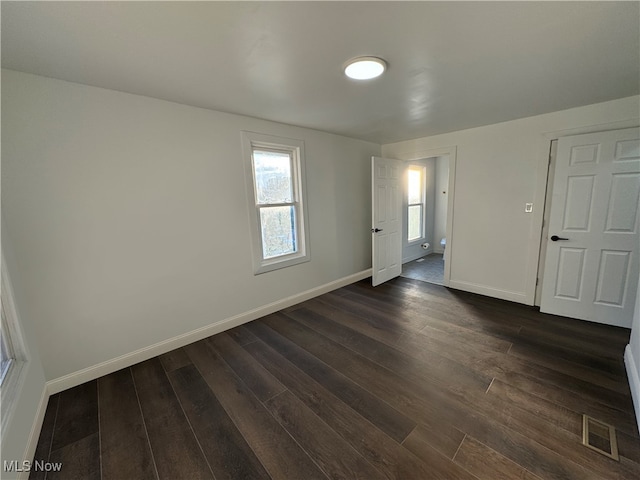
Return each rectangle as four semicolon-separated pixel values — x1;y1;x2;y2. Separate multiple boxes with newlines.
540;128;640;328
372;156;402;286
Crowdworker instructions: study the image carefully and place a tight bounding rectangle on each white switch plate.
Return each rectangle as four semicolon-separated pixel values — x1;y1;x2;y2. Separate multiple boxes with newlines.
525;203;534;213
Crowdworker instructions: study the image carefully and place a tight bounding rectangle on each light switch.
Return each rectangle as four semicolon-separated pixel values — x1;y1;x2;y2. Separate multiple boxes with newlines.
525;203;534;213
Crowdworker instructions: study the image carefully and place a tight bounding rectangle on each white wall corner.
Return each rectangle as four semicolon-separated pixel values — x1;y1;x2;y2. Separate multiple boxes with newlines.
624;345;640;435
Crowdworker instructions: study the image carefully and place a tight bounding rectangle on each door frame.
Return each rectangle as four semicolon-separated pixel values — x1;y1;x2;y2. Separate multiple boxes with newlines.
390;146;457;287
532;119;640;305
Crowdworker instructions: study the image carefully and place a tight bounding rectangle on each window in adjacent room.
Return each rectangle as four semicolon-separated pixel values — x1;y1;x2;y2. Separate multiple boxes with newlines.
407;165;425;242
242;132;310;274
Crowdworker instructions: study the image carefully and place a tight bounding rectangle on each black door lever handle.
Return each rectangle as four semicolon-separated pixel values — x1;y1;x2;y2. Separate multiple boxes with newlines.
550;235;569;241
371;228;383;233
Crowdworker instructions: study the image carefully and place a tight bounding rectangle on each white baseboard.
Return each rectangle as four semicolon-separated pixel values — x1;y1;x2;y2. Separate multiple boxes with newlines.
624;345;640;434
18;385;49;480
47;269;372;394
448;280;529;305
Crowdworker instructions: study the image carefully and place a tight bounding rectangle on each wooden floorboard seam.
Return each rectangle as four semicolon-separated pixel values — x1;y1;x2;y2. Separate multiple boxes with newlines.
451;433;467;462
165;366;218;480
129;367;161;480
96;379;103;480
485;377;495;394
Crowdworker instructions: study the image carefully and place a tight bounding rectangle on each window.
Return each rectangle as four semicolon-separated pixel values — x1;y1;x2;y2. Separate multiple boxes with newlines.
242;132;310;274
0;305;14;385
1;256;27;439
407;166;425;242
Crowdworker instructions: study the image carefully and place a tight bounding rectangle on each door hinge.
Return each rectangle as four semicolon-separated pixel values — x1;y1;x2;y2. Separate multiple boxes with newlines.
536;278;539;286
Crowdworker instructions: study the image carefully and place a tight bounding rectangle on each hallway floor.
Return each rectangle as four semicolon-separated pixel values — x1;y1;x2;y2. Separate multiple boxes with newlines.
401;253;444;285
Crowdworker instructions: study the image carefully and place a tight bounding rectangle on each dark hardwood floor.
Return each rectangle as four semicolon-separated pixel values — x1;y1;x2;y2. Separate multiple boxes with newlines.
30;277;640;479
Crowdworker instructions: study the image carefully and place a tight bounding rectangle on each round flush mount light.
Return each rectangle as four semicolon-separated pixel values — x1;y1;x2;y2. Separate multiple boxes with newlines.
343;56;387;80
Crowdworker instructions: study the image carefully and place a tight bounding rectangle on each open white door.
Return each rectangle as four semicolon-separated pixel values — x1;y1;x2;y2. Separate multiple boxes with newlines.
540;128;640;328
372;156;402;286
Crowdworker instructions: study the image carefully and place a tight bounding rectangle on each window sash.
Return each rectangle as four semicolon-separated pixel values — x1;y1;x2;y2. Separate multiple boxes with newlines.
407;165;426;243
252;148;296;206
243;132;309;274
258;204;299;259
252;147;302;262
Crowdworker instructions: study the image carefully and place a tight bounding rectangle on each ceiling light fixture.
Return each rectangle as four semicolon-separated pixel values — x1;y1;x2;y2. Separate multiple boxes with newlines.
344;56;387;80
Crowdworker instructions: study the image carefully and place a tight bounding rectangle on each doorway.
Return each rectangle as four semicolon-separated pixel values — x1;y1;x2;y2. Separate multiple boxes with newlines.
400;155;450;286
371;147;456;288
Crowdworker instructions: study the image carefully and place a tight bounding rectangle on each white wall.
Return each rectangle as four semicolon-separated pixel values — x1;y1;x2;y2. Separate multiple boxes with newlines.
433;156;449;254
1;221;48;479
383;96;640;304
1;70;380;383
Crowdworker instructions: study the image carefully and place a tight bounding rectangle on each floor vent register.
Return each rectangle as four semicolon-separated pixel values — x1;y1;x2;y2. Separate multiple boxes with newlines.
582;414;619;461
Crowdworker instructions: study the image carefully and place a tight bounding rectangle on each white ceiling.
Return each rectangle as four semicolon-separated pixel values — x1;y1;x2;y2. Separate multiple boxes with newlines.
2;2;639;144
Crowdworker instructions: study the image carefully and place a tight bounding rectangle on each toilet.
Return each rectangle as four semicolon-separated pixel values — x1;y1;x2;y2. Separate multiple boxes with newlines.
440;238;446;257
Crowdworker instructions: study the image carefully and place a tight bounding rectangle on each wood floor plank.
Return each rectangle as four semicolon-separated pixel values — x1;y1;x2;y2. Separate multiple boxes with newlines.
226;324;259;346
401;419;466;460
391;277;630;346
183;339;329;480
259;312;603;480
166;364;271;480
244;318;416;443
321;291;430;332
512;331;625;378
265;390;387;480
31;276;639;480
98;368;157;480
50;381;99;452
207;332;286;402
243;338;476;480
469;380;640;479
498;369;637;436
158;347;192;373
453;435;542;480
516;325;626;363
321;283;637;438
311;296;512;356
383;317;636;434
47;433;101;480
339;287;523;346
487;379;640;463
131;358;213;480
286;306;492;397
508;342;630;394
29;394;59;480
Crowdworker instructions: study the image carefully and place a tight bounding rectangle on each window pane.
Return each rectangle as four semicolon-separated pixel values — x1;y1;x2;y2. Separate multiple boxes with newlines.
260;206;297;259
408;204;423;241
408;169;422;205
254;150;293;204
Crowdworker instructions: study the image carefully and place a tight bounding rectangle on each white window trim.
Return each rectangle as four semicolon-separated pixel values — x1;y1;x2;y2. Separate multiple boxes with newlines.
242;131;310;274
1;253;28;440
407;165;426;244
